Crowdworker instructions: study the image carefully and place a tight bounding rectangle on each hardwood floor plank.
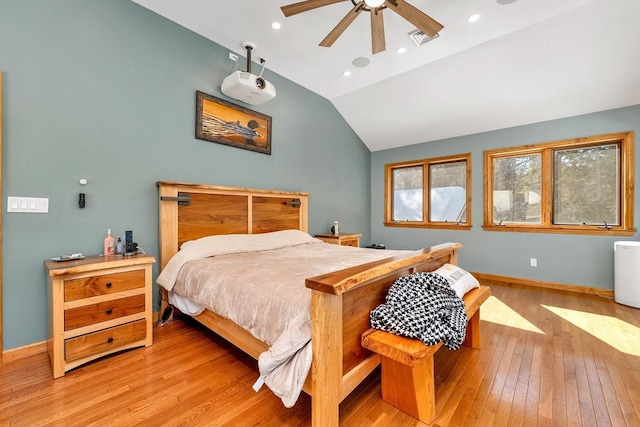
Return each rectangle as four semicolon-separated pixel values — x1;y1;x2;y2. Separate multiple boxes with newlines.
2;283;639;426
459;321;505;427
605;357;640;427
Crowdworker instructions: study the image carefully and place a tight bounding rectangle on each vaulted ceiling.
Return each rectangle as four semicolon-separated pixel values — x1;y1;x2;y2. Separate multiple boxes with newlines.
133;0;640;151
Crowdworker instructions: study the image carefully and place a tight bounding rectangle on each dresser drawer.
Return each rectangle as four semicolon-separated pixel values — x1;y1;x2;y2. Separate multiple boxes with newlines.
65;320;147;362
64;294;145;330
64;270;145;301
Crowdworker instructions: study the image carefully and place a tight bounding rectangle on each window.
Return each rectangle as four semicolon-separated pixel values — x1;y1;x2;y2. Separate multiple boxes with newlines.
484;131;635;235
385;153;471;229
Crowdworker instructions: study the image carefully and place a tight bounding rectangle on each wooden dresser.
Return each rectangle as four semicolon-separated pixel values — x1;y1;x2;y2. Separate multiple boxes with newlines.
44;255;155;378
315;233;361;247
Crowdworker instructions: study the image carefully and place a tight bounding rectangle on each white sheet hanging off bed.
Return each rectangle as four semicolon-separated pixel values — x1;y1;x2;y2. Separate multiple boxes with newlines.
156;230;407;407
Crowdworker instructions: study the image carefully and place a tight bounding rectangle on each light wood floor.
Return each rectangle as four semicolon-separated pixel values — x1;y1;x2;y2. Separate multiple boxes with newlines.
2;283;639;426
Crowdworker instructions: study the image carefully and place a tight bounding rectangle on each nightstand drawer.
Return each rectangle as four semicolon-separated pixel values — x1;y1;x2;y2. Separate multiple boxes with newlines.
340;236;359;247
65;320;147;362
64;294;145;330
64;270;145;301
315;233;361;247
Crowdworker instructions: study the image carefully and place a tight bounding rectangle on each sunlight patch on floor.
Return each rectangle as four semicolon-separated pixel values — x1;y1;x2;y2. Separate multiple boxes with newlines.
542;305;640;356
480;295;545;334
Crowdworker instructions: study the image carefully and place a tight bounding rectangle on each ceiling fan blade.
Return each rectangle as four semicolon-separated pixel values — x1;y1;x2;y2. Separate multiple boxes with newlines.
281;0;346;17
385;0;443;37
370;7;386;54
319;2;365;47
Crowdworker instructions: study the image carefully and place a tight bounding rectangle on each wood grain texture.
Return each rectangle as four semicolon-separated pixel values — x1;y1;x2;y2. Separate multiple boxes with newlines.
305;243;461;295
315;233;361;247
281;0;346;17
63;269;145;301
371;7;385;54
4;282;637;426
64;294;145;330
319;2;364;47
44;256;155;378
65;319;146;362
386;0;444;37
360;286;490;423
156;182;461;427
473;271;615;297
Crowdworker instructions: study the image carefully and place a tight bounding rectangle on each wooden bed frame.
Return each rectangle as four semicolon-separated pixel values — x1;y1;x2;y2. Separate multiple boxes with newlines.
157;181;464;427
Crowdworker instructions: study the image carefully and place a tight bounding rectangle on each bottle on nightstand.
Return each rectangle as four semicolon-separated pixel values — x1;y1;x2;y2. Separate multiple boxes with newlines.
104;229;115;255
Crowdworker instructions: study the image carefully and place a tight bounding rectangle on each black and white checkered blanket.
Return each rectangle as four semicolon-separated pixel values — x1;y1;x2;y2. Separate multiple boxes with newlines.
369;272;468;350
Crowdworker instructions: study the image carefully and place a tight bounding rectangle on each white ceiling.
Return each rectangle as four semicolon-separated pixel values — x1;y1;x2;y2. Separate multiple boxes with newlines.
133;0;640;151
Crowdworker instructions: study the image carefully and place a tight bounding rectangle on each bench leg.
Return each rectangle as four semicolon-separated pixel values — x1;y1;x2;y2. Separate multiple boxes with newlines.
463;308;482;349
379;355;436;424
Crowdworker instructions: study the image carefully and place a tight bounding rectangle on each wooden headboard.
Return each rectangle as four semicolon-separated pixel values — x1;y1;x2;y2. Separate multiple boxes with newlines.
157;181;309;270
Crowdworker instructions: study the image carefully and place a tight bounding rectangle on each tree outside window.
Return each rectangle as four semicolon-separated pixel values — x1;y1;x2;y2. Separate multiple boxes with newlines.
484;132;634;235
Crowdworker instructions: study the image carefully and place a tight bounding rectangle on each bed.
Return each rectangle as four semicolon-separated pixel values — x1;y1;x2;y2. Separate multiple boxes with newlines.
156;181;464;427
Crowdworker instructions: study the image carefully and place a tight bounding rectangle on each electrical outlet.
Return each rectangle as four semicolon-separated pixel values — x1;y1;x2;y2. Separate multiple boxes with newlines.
229;52;238;62
530;258;538;267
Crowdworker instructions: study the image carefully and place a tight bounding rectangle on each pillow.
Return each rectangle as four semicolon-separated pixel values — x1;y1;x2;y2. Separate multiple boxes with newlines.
434;263;479;299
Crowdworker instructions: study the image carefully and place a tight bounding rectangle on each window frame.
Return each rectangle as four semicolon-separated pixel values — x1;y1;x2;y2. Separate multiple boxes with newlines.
384;153;472;230
483;131;635;236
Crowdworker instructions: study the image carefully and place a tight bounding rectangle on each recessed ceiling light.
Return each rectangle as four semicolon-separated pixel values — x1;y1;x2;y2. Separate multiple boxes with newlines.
343;70;352;77
396;47;407;54
468;14;481;23
271;22;281;30
497;0;518;4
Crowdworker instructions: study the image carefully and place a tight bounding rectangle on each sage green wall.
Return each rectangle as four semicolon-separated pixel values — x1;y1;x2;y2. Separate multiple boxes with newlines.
371;105;640;290
0;0;372;350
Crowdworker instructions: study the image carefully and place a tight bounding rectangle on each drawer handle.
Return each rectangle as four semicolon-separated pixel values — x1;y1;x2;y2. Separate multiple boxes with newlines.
106;282;112;288
106;308;113;315
107;337;114;343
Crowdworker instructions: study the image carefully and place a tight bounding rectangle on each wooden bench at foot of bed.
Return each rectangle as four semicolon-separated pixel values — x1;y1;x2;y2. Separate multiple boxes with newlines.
361;285;491;424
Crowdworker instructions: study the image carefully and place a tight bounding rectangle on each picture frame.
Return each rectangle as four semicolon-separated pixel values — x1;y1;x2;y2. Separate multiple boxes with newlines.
195;91;272;155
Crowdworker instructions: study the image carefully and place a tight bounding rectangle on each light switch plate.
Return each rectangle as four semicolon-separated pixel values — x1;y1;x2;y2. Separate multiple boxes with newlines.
7;196;49;213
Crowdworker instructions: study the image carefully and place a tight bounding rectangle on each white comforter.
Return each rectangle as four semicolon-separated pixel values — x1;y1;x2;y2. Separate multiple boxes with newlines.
156;230;406;407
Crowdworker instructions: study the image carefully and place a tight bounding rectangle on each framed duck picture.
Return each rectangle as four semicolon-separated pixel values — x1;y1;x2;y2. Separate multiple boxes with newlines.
195;91;272;155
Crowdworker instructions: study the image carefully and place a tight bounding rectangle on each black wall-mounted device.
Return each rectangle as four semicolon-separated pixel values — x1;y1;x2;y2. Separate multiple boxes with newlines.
79;193;85;208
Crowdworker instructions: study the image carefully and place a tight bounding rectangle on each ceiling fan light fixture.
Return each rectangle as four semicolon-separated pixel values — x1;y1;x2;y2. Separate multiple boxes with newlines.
364;0;385;8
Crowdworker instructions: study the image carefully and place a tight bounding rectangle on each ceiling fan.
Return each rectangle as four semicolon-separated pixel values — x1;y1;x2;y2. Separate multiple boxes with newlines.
280;0;444;55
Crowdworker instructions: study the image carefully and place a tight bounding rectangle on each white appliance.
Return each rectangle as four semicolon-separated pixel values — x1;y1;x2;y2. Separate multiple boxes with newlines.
221;71;276;105
614;241;640;308
221;41;276;106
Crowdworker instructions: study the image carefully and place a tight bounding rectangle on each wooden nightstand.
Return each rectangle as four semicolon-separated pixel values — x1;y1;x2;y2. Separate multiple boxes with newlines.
315;233;361;247
44;255;155;378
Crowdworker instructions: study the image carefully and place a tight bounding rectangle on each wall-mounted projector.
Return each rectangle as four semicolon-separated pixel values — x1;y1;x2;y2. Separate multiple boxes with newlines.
221;71;276;106
221;41;276;106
